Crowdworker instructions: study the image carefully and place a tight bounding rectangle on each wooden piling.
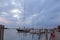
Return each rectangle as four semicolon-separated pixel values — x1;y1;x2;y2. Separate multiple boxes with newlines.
0;25;4;40
38;29;41;40
45;29;48;40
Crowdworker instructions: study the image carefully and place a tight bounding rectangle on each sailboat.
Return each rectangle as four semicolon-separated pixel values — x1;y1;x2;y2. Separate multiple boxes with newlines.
16;27;30;33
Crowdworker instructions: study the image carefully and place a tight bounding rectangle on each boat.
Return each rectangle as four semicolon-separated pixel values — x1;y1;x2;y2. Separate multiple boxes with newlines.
16;28;30;33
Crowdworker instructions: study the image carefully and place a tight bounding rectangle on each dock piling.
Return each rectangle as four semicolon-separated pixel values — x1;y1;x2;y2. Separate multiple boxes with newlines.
45;29;48;40
0;25;4;40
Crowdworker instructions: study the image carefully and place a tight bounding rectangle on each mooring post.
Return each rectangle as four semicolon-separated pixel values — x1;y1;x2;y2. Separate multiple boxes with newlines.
38;29;41;40
0;25;4;40
45;29;48;40
38;35;40;40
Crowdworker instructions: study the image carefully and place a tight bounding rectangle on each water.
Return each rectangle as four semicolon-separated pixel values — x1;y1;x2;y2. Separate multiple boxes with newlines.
4;29;50;40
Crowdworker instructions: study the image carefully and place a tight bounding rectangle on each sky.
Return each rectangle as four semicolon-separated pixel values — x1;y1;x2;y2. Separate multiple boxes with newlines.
0;0;60;28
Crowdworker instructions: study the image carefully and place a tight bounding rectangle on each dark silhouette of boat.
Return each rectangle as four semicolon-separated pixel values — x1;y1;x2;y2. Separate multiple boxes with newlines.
4;27;8;29
16;28;30;33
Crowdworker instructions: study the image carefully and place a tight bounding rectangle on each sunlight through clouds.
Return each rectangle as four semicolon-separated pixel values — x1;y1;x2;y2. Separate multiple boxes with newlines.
0;0;24;27
11;0;16;5
10;9;23;19
10;9;22;13
13;15;18;18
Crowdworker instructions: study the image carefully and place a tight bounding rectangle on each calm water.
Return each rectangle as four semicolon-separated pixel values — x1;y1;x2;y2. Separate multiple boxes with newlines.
4;29;50;40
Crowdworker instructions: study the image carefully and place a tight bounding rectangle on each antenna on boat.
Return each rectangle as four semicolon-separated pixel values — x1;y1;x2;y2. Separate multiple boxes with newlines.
23;0;25;29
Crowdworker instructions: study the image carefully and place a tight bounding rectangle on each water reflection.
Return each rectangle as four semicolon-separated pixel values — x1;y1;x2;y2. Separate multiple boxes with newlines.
4;29;38;40
4;29;50;40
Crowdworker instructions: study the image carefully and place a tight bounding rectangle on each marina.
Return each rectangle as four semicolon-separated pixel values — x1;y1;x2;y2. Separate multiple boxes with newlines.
0;24;53;40
0;0;60;40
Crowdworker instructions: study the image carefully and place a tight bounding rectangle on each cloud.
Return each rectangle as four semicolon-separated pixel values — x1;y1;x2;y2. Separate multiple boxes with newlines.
0;12;8;16
10;9;22;13
0;17;12;24
0;0;60;28
23;0;60;28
